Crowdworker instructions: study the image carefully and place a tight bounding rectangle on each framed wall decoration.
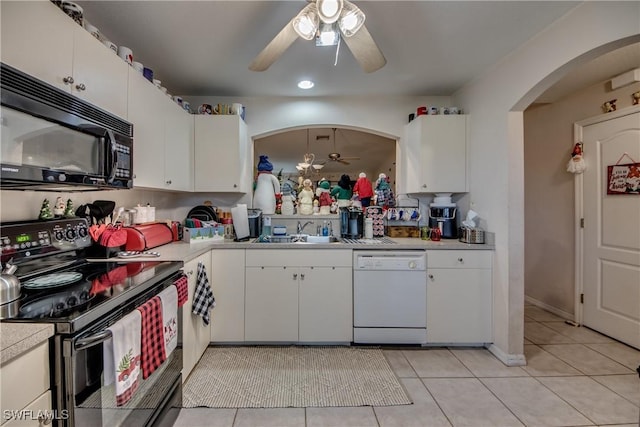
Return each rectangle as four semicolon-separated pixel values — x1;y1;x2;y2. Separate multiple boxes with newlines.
607;153;640;195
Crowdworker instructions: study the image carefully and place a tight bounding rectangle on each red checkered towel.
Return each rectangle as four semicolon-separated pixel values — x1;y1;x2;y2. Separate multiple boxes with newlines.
137;296;167;379
174;275;188;307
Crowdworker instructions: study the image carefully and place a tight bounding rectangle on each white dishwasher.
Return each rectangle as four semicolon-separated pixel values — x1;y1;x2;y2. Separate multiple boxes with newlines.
353;251;427;344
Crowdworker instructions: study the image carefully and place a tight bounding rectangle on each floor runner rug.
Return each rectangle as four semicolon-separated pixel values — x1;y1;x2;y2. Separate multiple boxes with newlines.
182;346;412;408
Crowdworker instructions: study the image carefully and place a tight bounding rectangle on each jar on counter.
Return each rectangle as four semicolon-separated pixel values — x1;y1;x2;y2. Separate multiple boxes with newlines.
420;226;430;240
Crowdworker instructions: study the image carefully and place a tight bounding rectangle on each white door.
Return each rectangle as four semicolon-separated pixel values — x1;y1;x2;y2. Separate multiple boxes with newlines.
581;108;640;349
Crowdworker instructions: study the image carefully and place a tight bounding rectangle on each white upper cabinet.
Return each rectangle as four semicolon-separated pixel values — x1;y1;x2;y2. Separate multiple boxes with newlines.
1;1;128;119
128;69;193;191
403;115;468;193
194;115;250;193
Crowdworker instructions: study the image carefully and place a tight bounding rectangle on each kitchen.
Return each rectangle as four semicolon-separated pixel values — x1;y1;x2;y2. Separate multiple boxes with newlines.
1;1;639;426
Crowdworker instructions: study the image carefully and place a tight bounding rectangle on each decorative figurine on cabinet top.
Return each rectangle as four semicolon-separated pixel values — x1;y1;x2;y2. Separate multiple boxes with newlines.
374;173;395;209
316;178;333;215
331;174;353;208
298;178;315;215
252;155;281;215
353;172;374;207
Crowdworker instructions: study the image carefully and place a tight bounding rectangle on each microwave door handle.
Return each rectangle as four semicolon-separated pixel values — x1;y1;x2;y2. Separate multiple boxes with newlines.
106;129;118;183
75;330;112;351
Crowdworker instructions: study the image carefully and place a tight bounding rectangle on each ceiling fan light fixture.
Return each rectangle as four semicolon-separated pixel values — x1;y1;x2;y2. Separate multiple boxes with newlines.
316;23;340;46
317;0;344;24
292;3;319;40
338;1;365;37
312;164;325;170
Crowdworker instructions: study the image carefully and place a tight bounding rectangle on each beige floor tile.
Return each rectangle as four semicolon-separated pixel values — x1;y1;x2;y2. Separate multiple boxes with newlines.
586;342;640;370
403;349;473;378
541;344;634;375
538;376;639;425
423;378;524;427
591;374;640;406
306;406;378;427
480;377;592;426
542;322;615;344
383;349;417;378
522;345;582;377
375;379;450;427
451;348;528;377
524;306;567;322
174;408;236;427
233;408;305;427
524;322;577;344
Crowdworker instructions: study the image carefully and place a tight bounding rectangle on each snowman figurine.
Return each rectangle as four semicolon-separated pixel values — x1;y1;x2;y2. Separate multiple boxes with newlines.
253;155;281;215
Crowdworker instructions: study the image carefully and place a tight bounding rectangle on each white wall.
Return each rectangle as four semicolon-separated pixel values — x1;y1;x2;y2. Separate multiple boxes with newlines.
524;80;640;316
453;1;640;363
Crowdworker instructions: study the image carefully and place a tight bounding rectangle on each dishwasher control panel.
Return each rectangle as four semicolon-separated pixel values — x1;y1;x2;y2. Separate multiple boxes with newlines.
354;251;426;270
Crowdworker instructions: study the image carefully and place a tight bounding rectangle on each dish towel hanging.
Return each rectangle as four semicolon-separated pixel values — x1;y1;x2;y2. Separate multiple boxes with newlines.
192;261;216;325
103;310;142;406
137;296;167;379
174;274;188;307
158;285;178;357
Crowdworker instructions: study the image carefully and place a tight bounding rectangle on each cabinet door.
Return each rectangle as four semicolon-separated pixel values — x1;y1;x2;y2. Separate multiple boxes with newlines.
194;115;249;192
245;267;298;342
210;249;245;342
299;267;353;343
1;1;74;92
4;390;52;427
405;115;467;193
72;26;128;118
182;252;212;380
128;70;166;189
426;268;492;343
164;104;193;191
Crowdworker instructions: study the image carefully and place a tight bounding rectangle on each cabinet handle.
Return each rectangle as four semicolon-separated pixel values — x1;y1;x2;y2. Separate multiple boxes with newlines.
38;414;52;425
300;273;305;280
457;257;464;263
166;180;172;185
75;83;86;91
428;274;434;280
422;184;427;188
187;270;194;276
233;184;238;188
293;273;298;280
63;76;74;84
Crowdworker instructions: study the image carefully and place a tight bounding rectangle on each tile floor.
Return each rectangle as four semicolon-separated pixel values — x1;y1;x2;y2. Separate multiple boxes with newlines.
174;305;640;426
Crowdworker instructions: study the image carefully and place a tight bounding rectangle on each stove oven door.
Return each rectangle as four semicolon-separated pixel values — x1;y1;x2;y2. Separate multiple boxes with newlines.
58;309;182;426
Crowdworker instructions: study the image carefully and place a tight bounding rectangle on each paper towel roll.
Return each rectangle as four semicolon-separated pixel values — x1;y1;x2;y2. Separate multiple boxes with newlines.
231;204;250;240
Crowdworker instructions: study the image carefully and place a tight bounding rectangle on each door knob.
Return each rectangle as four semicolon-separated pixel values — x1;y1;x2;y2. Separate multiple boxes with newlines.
75;83;86;91
63;76;74;84
293;273;298;280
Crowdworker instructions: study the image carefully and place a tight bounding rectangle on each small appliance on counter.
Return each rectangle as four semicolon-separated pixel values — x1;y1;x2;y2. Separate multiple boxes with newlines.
340;207;364;239
427;194;458;239
247;209;263;238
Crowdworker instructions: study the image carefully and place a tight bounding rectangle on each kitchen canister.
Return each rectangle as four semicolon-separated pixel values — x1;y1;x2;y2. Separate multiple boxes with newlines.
364;218;374;239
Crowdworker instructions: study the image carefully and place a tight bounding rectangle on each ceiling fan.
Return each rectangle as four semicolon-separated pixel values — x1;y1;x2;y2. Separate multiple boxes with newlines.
320;128;360;165
249;0;386;73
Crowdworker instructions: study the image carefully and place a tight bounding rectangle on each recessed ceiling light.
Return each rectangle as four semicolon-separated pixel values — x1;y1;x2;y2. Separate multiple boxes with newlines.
298;80;315;89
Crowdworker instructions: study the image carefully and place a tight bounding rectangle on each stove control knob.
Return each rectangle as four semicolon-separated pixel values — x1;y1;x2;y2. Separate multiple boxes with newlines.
54;230;64;241
77;226;88;238
65;228;76;241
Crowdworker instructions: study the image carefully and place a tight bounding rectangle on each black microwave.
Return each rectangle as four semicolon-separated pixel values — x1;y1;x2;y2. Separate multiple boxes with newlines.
0;63;133;191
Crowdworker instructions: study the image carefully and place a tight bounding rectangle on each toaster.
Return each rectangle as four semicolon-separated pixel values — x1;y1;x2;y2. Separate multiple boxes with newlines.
124;223;174;251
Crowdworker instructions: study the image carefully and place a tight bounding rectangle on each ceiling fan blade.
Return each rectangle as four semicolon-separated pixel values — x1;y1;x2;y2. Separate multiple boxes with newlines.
338;159;351;165
341;24;386;73
340;156;360;160
249;21;299;72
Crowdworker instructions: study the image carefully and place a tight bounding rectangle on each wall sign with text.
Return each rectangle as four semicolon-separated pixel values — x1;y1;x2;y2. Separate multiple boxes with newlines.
607;162;640;194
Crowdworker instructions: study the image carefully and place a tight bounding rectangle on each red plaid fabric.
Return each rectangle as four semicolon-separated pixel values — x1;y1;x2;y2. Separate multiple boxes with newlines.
116;376;139;406
174;275;188;307
137;296;167;379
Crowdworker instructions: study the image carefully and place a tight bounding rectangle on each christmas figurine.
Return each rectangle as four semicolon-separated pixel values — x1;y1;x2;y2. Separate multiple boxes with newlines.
53;197;65;217
353;172;374;207
374;173;395;209
253;155;281;215
316;178;333;215
298;178;315;215
63;199;76;218
38;199;54;220
566;142;586;174
331;174;353;208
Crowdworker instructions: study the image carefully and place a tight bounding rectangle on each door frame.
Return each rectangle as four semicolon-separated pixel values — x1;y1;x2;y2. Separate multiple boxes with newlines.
573;105;640;326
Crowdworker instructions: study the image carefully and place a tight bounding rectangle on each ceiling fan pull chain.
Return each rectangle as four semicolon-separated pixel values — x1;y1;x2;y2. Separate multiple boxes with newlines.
334;36;341;66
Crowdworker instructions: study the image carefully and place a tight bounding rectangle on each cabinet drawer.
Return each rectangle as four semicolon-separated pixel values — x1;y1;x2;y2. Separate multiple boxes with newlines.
427;250;491;269
3;390;52;427
0;342;50;420
246;249;352;267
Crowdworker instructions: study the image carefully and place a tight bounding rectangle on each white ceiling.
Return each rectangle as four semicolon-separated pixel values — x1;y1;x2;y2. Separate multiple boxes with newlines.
75;1;638;179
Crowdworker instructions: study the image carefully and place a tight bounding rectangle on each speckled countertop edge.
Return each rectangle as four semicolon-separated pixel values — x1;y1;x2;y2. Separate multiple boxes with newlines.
0;323;54;365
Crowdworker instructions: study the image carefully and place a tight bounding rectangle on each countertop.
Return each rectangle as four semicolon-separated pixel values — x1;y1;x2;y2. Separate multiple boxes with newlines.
93;236;494;264
0;323;54;365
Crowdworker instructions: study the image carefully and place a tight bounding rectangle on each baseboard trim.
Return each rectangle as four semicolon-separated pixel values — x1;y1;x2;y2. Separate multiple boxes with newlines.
525;295;575;322
486;344;527;366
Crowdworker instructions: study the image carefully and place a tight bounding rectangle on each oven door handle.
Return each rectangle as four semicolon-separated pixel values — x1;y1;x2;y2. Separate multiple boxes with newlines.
74;330;112;351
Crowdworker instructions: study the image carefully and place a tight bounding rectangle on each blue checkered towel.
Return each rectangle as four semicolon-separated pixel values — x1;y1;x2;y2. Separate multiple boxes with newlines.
192;262;216;325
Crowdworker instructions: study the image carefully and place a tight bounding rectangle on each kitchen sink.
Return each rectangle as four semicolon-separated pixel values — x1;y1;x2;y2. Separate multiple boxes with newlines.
254;234;341;244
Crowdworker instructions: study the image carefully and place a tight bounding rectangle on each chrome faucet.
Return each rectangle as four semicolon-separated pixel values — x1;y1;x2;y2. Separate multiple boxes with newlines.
296;220;314;234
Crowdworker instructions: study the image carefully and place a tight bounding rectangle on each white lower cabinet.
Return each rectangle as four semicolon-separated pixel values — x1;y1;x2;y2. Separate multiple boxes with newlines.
426;250;492;344
210;249;246;342
244;250;352;343
0;341;52;427
181;251;212;381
